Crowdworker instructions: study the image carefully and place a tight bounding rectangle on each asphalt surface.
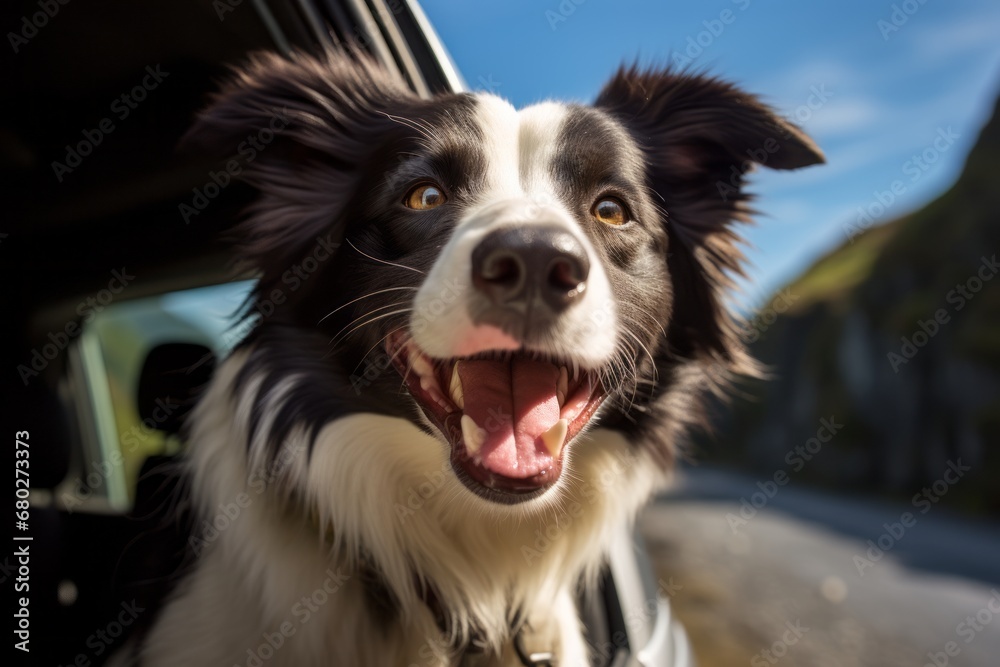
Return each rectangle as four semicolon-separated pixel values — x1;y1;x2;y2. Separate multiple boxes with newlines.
638;467;1000;667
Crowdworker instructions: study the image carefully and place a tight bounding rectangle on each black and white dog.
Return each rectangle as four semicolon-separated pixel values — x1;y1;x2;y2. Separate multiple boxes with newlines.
137;50;822;665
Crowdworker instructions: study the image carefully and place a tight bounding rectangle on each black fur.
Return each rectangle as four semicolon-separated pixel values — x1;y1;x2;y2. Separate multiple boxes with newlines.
186;50;823;474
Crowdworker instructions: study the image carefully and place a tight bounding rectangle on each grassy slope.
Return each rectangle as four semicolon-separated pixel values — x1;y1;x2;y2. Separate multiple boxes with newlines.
789;93;1000;319
710;91;1000;514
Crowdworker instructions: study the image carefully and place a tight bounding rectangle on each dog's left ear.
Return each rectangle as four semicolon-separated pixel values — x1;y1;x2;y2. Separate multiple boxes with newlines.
182;50;418;287
595;65;824;372
179;49;429;321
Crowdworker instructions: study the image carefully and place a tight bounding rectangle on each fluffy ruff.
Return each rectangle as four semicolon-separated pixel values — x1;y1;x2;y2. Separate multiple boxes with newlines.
139;350;661;666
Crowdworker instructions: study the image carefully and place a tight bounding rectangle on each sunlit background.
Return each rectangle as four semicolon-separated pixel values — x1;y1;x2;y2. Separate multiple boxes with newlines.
423;0;1000;304
420;1;1000;665
6;1;1000;665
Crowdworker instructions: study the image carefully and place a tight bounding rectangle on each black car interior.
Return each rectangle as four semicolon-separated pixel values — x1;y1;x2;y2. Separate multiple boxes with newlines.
4;1;636;664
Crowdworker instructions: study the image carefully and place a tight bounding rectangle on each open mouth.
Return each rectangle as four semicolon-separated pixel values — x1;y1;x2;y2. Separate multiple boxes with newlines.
386;331;606;504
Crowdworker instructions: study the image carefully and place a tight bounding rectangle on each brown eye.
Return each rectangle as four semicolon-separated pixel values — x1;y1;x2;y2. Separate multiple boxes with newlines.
405;183;446;210
592;197;628;226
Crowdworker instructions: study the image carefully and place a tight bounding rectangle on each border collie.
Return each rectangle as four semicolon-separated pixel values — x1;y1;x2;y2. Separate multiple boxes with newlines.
134;50;822;666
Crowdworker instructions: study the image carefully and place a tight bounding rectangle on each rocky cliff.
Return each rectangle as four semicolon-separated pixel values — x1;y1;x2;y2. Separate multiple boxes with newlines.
705;91;1000;514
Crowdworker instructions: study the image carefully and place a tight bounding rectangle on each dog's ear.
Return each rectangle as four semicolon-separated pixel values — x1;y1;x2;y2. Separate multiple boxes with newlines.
183;49;417;276
595;65;824;373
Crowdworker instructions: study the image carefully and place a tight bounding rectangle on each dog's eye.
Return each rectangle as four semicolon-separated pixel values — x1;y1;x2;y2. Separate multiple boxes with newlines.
592;197;629;226
405;183;447;210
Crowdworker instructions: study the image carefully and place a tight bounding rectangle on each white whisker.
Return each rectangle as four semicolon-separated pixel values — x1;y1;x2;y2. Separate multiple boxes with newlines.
330;301;411;342
318;287;418;324
352;326;407;376
347;239;425;274
330;308;413;348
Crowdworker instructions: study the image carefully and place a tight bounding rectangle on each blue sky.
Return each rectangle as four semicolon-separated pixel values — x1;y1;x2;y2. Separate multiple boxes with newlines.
420;0;1000;306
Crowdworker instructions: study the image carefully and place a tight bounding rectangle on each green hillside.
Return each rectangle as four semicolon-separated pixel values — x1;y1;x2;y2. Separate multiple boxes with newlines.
709;91;1000;514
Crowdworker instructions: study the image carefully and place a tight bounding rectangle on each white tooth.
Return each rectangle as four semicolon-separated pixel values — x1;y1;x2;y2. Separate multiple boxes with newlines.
450;363;464;409
411;351;434;378
557;366;568;406
540;419;568;459
421;379;447;406
461;415;486;455
419;376;439;395
572;360;580;382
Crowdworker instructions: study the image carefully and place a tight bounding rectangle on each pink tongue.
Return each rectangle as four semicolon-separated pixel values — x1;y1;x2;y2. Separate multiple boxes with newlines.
457;358;561;479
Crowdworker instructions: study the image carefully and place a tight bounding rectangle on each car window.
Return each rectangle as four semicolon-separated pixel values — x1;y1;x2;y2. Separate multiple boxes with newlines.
67;281;254;510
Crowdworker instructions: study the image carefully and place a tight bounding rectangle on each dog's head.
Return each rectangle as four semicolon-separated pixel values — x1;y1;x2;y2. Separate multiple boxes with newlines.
189;51;822;507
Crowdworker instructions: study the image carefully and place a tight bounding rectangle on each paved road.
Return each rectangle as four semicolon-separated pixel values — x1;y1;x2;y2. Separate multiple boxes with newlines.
638;466;1000;667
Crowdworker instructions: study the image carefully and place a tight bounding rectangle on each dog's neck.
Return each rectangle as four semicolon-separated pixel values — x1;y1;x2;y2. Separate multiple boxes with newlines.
353;545;555;665
173;353;663;665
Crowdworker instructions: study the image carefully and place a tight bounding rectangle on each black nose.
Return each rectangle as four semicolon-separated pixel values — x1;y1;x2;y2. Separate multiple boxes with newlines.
471;226;590;313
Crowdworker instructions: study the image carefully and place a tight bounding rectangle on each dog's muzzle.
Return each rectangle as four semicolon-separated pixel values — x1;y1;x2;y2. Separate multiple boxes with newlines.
470;225;589;336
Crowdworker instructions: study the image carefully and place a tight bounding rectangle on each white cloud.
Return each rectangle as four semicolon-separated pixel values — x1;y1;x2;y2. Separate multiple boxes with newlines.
754;59;859;100
805;97;882;136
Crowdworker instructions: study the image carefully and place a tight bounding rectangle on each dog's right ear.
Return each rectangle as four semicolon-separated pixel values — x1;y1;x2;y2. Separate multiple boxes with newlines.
183;50;417;273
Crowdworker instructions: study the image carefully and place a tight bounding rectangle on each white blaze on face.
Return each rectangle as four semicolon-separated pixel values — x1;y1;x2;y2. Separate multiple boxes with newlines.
411;95;618;367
